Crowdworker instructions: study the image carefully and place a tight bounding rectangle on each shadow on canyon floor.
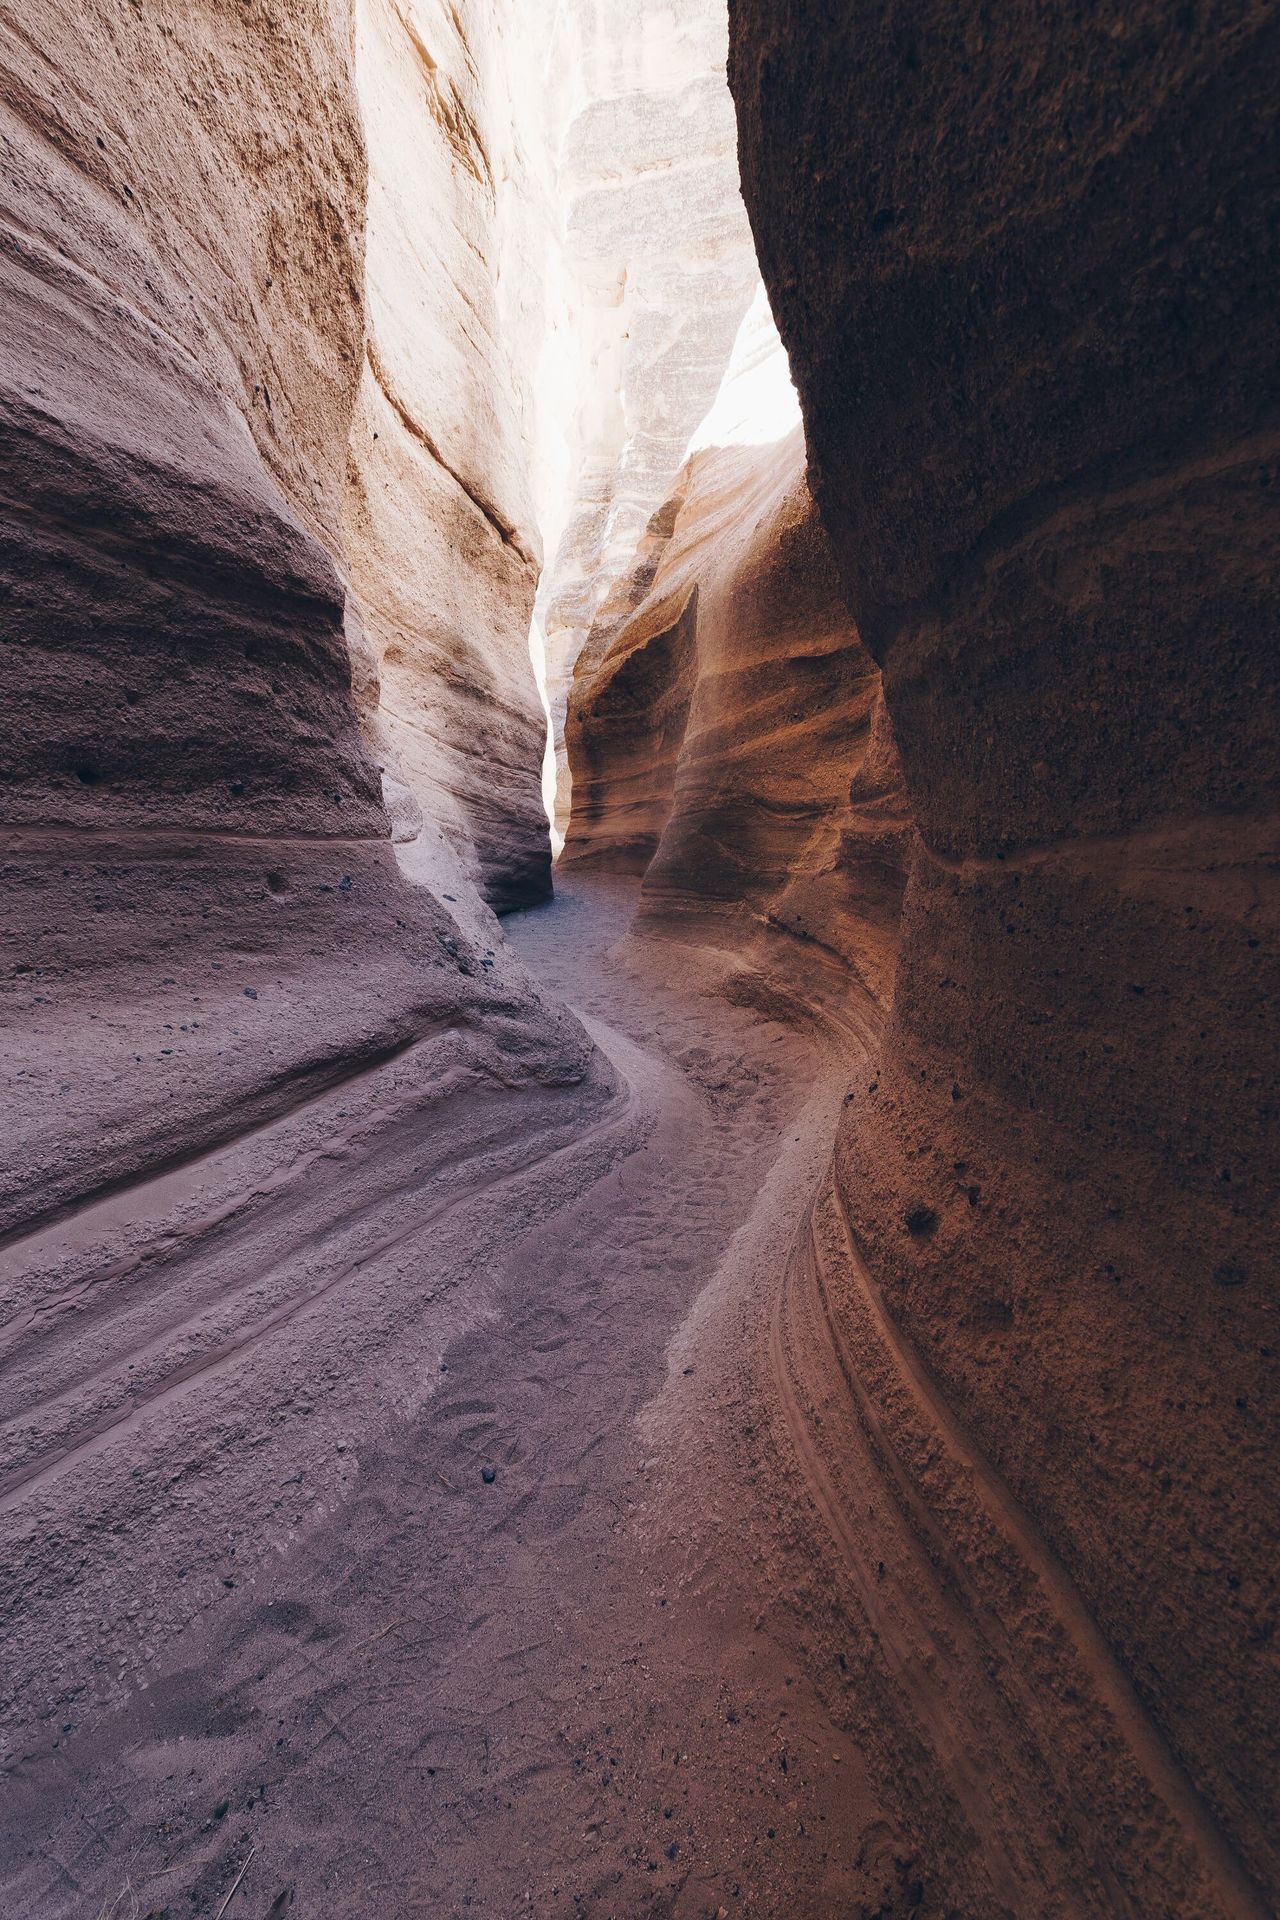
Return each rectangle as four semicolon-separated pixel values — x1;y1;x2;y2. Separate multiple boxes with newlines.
0;877;918;1919
3;876;1269;1919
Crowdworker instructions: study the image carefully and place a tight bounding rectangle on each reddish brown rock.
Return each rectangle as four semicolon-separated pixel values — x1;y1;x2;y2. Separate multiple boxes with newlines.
730;1;1279;1907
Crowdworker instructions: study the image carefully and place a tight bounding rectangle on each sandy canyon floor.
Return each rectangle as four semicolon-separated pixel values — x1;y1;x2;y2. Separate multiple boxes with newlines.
1;877;915;1919
1;877;1252;1920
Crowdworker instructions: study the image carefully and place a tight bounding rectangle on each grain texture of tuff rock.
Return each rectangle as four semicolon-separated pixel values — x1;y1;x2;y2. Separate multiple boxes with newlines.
730;1;1280;1911
563;294;911;1029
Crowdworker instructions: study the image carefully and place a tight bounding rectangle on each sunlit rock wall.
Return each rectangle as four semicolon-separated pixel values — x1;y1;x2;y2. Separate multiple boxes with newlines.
563;293;911;1031
730;1;1280;1902
345;0;563;912
342;0;759;889
530;0;761;840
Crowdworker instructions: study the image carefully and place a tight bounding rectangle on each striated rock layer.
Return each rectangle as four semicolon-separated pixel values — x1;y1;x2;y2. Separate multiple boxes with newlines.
345;0;564;911
563;294;911;1032
530;0;760;839
0;0;598;1246
0;0;605;1757
342;0;765;876
0;0;606;1229
730;2;1279;1911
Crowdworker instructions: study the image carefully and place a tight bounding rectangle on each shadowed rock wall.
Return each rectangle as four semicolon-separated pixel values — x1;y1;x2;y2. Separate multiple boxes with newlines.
729;0;1279;1903
0;1;586;1238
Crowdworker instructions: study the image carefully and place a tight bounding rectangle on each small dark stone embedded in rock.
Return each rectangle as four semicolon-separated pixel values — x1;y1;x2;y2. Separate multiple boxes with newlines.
243;987;258;1000
481;1464;496;1484
904;1205;938;1237
665;1842;679;1860
339;875;352;891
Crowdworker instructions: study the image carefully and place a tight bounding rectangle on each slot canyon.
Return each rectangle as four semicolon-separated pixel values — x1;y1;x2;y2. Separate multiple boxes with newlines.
1;0;1276;1914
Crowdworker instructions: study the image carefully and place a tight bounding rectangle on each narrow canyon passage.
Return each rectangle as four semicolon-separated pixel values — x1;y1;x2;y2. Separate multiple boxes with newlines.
1;877;863;1917
2;2;1275;1917
1;880;1264;1919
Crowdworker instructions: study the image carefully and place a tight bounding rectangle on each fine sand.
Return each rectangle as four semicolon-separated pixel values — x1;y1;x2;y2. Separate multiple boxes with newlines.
1;876;1257;1919
1;876;899;1918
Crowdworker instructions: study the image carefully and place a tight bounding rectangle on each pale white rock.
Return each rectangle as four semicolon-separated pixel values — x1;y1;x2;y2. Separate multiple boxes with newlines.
532;3;760;839
338;2;760;873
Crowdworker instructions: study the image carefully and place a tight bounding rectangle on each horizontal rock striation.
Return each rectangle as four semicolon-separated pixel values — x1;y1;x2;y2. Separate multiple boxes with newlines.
564;296;911;1032
345;0;559;912
731;1;1279;1910
0;0;611;1772
531;0;761;838
0;0;587;1238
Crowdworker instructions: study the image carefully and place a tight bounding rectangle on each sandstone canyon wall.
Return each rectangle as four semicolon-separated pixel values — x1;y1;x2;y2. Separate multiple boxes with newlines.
0;0;591;1240
727;0;1279;1907
0;0;616;1756
346;0;560;911
528;0;761;839
5;0;1276;1908
342;0;764;878
563;294;912;1035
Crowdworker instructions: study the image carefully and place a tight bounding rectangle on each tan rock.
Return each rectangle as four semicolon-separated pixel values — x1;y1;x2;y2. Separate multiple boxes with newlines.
0;0;593;1234
564;291;911;1024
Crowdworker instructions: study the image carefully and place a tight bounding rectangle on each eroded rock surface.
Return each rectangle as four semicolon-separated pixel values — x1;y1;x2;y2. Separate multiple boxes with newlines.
4;3;1275;1914
345;0;561;910
729;2;1279;1910
0;0;600;1752
343;0;763;883
530;0;760;837
564;294;911;1030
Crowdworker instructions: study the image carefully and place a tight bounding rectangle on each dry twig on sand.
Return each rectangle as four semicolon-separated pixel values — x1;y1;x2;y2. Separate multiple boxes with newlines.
213;1844;256;1919
96;1883;139;1920
96;1864;179;1920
